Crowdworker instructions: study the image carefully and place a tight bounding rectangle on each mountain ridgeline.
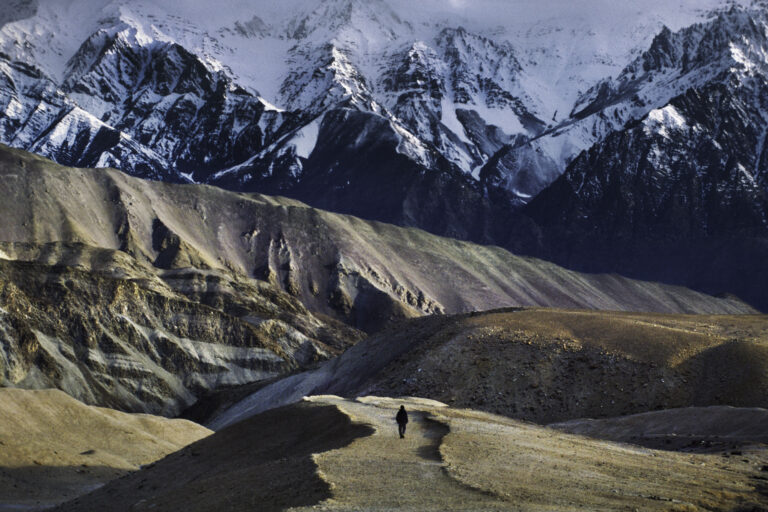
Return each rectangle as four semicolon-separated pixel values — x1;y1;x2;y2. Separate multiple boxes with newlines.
2;4;768;510
1;1;767;308
519;7;768;310
0;145;754;416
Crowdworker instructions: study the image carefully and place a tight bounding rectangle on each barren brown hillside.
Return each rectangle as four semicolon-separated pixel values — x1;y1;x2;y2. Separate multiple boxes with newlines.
1;144;757;418
0;388;210;511
210;308;768;427
0;144;753;332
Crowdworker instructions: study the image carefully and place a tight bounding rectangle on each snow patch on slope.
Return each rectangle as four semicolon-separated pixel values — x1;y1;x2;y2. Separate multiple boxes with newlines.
645;105;688;138
293;118;321;159
391;121;431;167
440;96;471;144
460;102;524;135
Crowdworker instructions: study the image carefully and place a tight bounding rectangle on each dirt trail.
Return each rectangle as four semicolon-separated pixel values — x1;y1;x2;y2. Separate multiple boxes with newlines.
52;395;768;511
296;396;768;512
298;396;505;511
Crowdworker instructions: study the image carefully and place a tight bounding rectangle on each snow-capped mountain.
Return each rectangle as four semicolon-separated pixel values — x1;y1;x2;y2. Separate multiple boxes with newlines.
1;0;766;254
518;5;768;311
0;0;746;181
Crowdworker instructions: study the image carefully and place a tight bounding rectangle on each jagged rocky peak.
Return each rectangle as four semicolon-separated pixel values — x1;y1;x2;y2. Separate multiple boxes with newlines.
573;5;768;122
635;5;768;75
63;24;141;95
492;3;768;208
280;43;378;115
285;0;413;45
53;17;300;182
0;0;764;253
62;19;256;108
382;41;443;98
437;26;523;105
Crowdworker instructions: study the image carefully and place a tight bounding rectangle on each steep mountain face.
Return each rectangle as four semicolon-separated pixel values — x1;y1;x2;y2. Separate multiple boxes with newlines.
0;1;747;212
0;21;294;182
0;53;171;179
520;7;768;310
2;0;768;307
62;26;290;182
0;146;755;414
483;5;768;203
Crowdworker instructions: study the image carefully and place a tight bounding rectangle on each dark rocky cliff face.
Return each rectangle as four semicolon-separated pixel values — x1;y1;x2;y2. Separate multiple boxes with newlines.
486;7;768;312
521;77;768;310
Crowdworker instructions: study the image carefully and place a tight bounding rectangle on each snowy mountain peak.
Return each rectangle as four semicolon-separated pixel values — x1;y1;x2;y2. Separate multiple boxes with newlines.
286;0;412;46
571;4;768;124
0;0;766;217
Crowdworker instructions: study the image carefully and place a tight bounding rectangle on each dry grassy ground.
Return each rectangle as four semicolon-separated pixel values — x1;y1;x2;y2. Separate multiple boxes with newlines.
0;388;210;511
55;396;768;511
552;406;768;452
435;403;768;511
361;308;768;423
211;308;768;428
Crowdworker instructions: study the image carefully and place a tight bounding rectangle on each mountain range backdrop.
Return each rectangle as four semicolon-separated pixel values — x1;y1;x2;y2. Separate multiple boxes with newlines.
2;0;768;510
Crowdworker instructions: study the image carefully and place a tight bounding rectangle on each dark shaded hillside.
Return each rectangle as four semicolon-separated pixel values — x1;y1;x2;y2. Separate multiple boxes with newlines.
54;402;374;512
515;11;768;311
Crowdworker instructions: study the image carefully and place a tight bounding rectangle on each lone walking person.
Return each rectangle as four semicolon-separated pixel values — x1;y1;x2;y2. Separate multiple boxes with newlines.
396;405;408;438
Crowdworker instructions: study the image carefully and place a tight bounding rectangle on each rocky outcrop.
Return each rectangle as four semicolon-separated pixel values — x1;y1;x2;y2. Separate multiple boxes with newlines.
0;145;756;414
0;245;360;416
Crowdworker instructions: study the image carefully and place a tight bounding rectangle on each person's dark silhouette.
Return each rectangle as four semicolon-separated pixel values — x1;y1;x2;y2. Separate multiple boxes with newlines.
396;405;408;438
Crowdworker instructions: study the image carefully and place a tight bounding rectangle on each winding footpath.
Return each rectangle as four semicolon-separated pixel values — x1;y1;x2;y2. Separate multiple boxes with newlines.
293;396;768;512
295;396;506;511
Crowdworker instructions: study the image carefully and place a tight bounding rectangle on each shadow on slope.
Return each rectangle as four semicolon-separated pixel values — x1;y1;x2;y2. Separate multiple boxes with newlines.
46;395;768;511
0;465;119;512
0;388;210;511
54;403;374;512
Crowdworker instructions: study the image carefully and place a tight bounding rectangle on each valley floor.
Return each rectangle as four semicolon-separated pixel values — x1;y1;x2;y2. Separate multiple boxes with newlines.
53;396;768;511
301;396;768;511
